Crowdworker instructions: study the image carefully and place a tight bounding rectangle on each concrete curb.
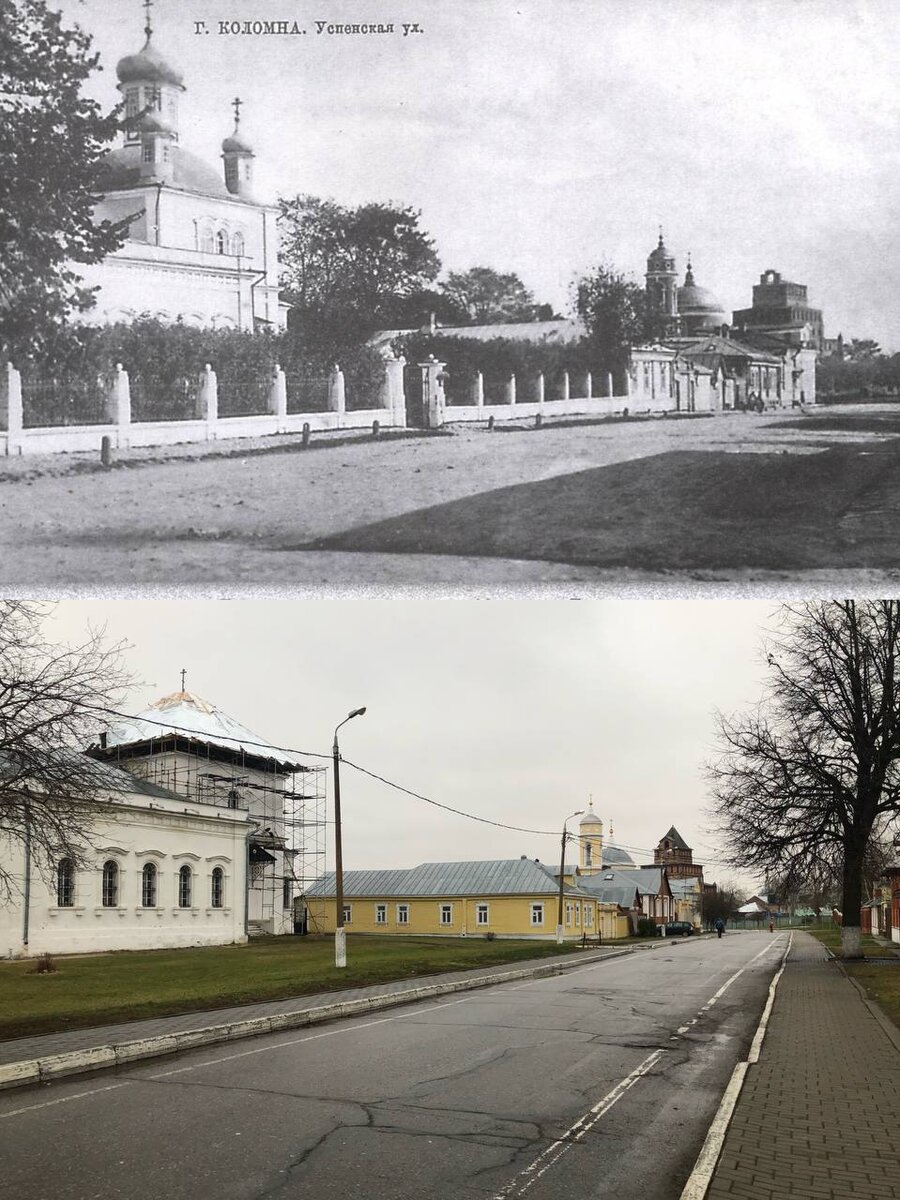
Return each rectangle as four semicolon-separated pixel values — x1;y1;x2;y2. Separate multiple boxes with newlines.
0;936;701;1092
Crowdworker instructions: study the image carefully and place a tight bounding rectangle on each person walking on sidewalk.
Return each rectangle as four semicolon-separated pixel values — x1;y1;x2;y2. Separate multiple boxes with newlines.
715;918;725;938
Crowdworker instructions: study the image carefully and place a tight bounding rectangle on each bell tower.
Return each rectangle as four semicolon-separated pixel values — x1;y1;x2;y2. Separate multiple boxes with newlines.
645;228;679;323
578;800;604;876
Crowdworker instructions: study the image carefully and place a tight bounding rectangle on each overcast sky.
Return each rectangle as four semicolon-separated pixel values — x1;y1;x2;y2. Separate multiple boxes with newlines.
58;0;899;350
47;598;777;893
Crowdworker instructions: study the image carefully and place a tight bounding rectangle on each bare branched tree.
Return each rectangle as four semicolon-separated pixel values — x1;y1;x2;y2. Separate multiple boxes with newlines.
709;600;900;959
0;601;133;899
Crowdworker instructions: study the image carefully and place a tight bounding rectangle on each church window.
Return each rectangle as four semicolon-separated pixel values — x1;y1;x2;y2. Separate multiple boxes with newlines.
232;233;245;257
281;877;290;910
126;89;140;119
146;85;162;110
142;862;158;908
584;843;592;866
56;858;75;907
102;860;119;907
200;227;215;254
178;865;192;908
440;903;453;925
211;867;225;908
215;230;228;255
162;143;171;163
396;903;409;925
530;903;544;926
375;903;387;924
476;903;489;926
142;143;154;164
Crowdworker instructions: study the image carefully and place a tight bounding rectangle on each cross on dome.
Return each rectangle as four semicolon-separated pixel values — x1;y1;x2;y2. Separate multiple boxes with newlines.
143;0;153;39
232;96;243;127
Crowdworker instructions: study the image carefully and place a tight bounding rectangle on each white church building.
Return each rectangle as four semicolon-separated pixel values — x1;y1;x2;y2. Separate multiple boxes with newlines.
0;689;322;959
78;9;286;330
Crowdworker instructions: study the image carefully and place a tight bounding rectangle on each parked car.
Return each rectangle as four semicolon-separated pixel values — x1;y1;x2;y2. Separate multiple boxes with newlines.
660;921;694;937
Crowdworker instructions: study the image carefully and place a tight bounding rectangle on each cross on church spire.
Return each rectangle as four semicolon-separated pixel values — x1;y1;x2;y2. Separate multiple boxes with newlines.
232;96;243;127
143;0;153;39
180;667;186;692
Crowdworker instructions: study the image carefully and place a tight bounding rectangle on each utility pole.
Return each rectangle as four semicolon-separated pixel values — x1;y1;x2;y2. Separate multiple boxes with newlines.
332;706;366;968
557;810;584;944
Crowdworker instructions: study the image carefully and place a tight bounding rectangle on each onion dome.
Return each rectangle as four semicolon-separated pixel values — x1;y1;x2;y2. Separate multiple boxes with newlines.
222;129;254;155
580;802;603;827
117;37;185;89
647;231;673;269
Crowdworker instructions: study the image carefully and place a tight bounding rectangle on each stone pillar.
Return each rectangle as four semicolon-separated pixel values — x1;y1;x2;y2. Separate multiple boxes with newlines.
536;373;545;405
506;374;517;405
624;370;631;397
418;357;446;429
472;372;484;407
269;364;288;425
105;364;131;446
199;363;218;438
380;354;405;415
1;363;23;454
327;364;346;414
561;371;570;401
606;372;614;398
585;371;593;399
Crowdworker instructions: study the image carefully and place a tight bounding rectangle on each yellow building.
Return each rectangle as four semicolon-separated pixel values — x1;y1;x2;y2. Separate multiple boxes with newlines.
306;858;628;941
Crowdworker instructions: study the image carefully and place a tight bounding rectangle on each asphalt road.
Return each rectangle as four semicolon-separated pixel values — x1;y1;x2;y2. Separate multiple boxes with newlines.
0;933;785;1200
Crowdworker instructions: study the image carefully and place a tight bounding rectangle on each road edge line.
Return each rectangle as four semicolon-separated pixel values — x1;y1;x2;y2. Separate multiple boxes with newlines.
678;932;792;1200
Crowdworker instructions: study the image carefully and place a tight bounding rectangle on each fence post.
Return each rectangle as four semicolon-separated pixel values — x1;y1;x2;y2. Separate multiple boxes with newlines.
473;372;484;407
269;364;288;430
380;353;405;423
199;363;218;440
1;363;24;454
623;370;631;397
585;371;592;399
418;357;446;429
536;373;545;405
507;374;517;405
562;370;570;401
327;364;346;419
105;364;131;448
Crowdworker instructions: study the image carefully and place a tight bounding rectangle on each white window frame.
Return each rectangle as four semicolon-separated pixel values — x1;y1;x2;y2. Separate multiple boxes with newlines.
476;903;489;926
342;904;352;924
531;903;544;927
396;903;409;925
584;905;593;928
141;861;158;908
57;858;75;908
575;903;581;927
178;864;192;909
565;902;573;927
101;859;119;908
439;903;453;926
211;867;225;909
375;903;387;925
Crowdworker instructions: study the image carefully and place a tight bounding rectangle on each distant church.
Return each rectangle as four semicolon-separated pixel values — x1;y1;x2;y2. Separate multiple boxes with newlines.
78;5;286;330
645;232;727;337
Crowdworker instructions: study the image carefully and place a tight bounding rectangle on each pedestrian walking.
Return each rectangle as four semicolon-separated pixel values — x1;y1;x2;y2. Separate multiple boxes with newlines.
715;917;725;938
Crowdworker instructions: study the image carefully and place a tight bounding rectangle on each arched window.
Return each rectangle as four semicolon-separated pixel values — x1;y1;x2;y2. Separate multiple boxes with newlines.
102;860;118;907
57;858;75;907
200;226;214;254
211;867;224;908
178;864;192;908
215;230;227;255
142;862;158;908
584;843;592;866
232;232;245;257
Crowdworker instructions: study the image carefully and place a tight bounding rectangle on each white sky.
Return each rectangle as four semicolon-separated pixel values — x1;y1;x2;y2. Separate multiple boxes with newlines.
48;598;776;893
57;0;900;349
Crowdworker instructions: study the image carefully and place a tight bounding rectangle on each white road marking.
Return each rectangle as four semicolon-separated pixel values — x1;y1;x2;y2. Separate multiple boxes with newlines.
748;932;793;1064
490;1049;667;1199
0;1082;127;1121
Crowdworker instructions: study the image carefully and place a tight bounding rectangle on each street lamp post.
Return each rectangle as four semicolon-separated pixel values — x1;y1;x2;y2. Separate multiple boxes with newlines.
557;810;584;945
333;706;367;969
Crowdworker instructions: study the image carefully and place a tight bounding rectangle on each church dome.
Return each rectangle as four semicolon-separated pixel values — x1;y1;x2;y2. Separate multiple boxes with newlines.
678;262;725;324
580;805;602;827
117;37;185;88
101;145;235;200
222;130;254;155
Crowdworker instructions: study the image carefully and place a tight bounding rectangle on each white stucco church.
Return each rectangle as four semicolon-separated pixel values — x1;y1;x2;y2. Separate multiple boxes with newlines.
0;688;321;959
78;5;286;330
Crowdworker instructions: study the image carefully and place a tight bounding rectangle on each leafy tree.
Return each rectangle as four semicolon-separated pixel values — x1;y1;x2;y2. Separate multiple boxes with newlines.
278;194;440;354
701;881;745;928
709;601;900;959
0;601;134;900
0;0;127;360
847;339;881;361
439;266;550;325
573;264;656;373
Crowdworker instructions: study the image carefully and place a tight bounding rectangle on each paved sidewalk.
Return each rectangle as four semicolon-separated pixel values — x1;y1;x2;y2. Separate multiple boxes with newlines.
0;941;650;1069
706;932;900;1200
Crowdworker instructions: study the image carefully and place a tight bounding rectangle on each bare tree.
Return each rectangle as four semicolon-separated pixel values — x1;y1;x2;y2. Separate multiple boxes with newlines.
0;601;133;899
709;601;900;959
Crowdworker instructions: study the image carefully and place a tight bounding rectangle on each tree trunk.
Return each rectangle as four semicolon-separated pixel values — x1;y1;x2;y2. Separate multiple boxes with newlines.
840;836;866;959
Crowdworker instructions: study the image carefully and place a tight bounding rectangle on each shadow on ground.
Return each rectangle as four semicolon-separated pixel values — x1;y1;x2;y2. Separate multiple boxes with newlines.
295;441;900;571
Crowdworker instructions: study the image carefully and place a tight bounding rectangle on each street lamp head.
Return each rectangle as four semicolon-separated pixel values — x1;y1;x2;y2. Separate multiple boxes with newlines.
348;706;367;719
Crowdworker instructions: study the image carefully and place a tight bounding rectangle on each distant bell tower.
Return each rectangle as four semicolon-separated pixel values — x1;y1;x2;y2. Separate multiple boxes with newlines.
222;96;255;198
578;801;604;876
645;228;679;322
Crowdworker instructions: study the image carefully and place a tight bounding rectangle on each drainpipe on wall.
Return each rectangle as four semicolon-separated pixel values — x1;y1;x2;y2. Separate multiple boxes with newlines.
22;808;31;950
154;183;163;246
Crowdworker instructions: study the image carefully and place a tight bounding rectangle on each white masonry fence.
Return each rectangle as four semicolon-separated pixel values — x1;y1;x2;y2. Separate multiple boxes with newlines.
0;355;408;457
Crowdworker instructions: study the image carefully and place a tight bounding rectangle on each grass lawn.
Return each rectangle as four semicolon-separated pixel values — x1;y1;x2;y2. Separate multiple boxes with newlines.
0;935;598;1042
306;436;900;571
804;928;885;957
843;963;900;1032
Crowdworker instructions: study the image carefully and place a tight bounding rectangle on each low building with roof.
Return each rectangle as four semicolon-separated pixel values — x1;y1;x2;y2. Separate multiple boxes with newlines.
578;866;675;927
306;857;628;941
77;8;285;329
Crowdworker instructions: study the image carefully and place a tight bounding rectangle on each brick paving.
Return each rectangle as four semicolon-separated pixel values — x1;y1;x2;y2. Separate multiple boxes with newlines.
706;932;900;1200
